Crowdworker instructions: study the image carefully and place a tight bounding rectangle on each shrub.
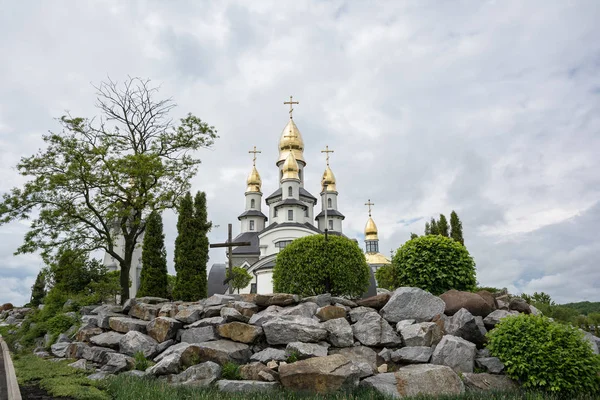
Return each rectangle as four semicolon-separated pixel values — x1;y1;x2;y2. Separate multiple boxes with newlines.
273;235;370;298
390;235;476;295
226;267;252;293
375;265;397;291
221;362;241;380
487;314;600;394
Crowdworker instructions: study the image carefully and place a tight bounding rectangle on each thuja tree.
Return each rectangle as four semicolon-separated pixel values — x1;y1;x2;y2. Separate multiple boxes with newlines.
0;78;217;302
193;191;210;299
450;210;464;245
137;211;168;298
273;235;370;297
30;270;47;307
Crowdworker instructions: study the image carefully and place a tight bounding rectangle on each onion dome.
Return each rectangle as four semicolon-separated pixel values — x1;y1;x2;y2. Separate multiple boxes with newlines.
321;166;337;192
246;165;262;192
277;119;305;164
365;252;391;264
281;149;300;180
365;217;378;241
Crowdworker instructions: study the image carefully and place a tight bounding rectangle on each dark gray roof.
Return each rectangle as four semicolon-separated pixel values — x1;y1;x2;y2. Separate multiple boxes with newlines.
315;209;346;219
265;188;282;202
254;259;276;272
207;263;229;296
266;187;317;203
260;222;322;235
237;210;268;220
229;231;261;254
274;198;307;209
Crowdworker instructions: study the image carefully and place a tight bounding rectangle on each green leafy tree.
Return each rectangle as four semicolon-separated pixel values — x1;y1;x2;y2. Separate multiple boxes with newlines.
424;222;431;235
273;235;370;298
226;267;252;294
49;248;105;294
437;214;449;237
30;269;47;307
390;235;476;295
375;264;397;291
487;314;600;394
450;210;464;245
409;232;419;240
193;191;211;299
0;77;218;303
429;217;439;235
137;211;168;298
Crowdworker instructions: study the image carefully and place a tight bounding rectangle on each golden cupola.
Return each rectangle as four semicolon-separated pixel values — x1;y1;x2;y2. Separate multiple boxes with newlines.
321;166;337;192
246;165;262;192
365;217;379;241
281;149;300;180
277;119;305;164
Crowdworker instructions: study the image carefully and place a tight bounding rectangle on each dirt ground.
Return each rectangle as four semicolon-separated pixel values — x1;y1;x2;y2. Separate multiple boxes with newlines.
20;384;75;400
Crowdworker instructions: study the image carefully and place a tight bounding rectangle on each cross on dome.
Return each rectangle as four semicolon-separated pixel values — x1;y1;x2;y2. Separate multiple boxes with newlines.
248;146;261;166
321;145;334;166
283;95;299;119
365;199;375;217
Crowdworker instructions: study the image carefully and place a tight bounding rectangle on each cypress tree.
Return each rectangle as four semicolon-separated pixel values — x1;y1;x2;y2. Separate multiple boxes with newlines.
173;192;202;301
194;191;211;299
430;217;439;235
424;222;431;235
30;270;46;307
438;214;449;237
137;211;168;298
450;210;464;245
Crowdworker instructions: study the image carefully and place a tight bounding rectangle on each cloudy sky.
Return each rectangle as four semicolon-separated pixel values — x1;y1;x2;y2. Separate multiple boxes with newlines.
1;1;599;306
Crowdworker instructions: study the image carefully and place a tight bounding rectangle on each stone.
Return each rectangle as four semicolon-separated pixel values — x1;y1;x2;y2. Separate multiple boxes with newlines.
50;342;70;358
129;302;162;321
204;305;226;317
230;301;259;318
80;315;98;327
509;298;531;314
445;308;486;348
476;357;505;374
279;354;361;393
440;290;494;317
380;287;446;323
331;297;358;308
122;370;146;377
399;322;443;347
167;361;221;386
108;317;149;333
174;308;203;324
56;333;71;343
391;346;433;364
352;311;402;347
155;339;175;354
87;372;111;381
154;342;191;362
100;352;134;373
302;293;332;307
322;317;354;347
431;335;476;373
476;291;497;311
529;304;542;316
204;294;237;307
221;307;249;323
356;293;390;310
34;349;50;358
286;342;328;359
395;319;416;331
65;342;89;359
581;331;600;354
137;296;169;304
315;305;346;321
483;310;517;330
474;316;487;336
250;348;288;363
267;360;278;370
119;331;159;358
158;303;179;318
360;365;464;398
378;364;388;373
262;315;328;345
217;322;263;344
462;373;518;391
75;326;103;342
329;346;380;378
378;348;393;363
68;359;90;370
279;302;319;318
255;293;300;307
348;306;378;323
185;317;225;328
239;362;277;381
217;380;280;393
477;348;491;358
91;304;122;315
258;370;276;382
147;353;182;376
147;316;183;343
180;340;252;366
96;312;123;329
180;326;218;344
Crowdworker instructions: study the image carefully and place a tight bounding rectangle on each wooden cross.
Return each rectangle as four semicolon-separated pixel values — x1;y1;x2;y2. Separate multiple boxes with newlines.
321;145;334;166
209;223;251;294
248;146;261;166
365;199;375;217
283;95;299;119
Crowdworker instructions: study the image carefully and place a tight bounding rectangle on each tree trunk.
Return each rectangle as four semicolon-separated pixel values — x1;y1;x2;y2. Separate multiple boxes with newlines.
120;244;133;304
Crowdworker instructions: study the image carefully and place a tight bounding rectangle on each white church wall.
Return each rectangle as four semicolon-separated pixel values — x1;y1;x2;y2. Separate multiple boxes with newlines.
259;226;317;258
256;270;274;294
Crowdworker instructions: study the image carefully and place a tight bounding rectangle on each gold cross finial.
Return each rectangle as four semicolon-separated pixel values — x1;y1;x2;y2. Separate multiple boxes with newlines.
248;146;261;166
321;145;334;166
283;95;299;119
365;199;375;217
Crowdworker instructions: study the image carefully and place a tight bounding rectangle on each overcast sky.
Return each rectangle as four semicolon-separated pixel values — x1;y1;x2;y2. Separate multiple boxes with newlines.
1;1;599;306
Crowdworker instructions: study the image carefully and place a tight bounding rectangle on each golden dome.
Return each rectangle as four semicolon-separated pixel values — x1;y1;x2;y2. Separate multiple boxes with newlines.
277;119;305;164
365;252;391;265
246;165;262;192
281;149;300;180
321;166;337;192
365;217;378;241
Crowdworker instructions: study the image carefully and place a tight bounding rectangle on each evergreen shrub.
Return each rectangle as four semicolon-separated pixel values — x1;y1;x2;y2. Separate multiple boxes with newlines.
273;235;370;298
390;235;476;294
374;264;397;291
487;314;600;394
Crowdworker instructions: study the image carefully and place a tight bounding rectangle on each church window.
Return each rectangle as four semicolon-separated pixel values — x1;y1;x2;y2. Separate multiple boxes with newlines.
304;208;308;217
366;241;379;253
287;210;293;221
288;186;293;197
327;198;332;208
249;220;255;231
276;240;293;249
328;219;333;230
250;199;255;209
274;209;278;217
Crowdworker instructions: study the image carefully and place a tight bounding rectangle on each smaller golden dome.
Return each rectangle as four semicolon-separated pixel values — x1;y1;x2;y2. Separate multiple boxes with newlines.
246;166;262;192
365;252;391;265
278;119;305;164
365;217;378;241
281;149;300;180
321;166;337;192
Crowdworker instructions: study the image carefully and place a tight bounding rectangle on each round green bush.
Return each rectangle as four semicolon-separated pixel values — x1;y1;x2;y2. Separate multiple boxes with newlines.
487;314;600;393
273;234;370;298
391;235;476;295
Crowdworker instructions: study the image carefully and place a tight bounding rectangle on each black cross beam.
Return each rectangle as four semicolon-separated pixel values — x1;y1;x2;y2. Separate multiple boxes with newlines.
210;223;251;294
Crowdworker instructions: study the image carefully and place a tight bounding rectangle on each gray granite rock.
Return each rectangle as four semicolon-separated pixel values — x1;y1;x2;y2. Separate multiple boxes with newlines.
445;308;486;348
250;348;288;363
322;317;354;347
89;332;124;350
391;346;433;364
352;311;401;347
166;361;221;386
147;353;182;376
180;340;252;366
399;322;443;347
482;310;517;330
302;293;332;307
279;354;360;393
119;331;158;358
180;326;218;344
431;335;476;373
100;352;134;373
462;373;518;391
217;380;281;393
380;287;445;323
262;315;328;345
475;357;505;374
221;307;249;323
286;342;328;359
329;346;380;378
348;306;378;323
108;317;149;333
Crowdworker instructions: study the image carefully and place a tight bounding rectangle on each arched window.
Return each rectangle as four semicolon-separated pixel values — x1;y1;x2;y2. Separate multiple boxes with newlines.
250;199;255;209
327;198;332;208
328;219;334;230
288;186;293;197
249;220;255;231
287;210;293;221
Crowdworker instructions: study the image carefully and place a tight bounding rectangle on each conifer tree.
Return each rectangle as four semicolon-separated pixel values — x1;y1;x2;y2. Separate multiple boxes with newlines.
450;210;464;245
30;269;47;307
173;192;201;301
194;191;211;299
438;214;449;237
429;217;439;235
424;222;431;235
137;211;168;298
410;233;419;240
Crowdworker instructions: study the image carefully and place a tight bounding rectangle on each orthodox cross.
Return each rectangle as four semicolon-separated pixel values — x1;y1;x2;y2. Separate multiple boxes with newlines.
365;199;375;217
283;95;299;119
248;146;261;166
209;223;251;294
321;145;334;166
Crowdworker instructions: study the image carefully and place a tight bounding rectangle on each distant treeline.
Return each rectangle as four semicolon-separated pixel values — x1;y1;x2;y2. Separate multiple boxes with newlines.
561;301;600;316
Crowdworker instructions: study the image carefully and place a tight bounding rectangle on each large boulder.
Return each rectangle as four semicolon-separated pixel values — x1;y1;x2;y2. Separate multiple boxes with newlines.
360;364;464;398
329;346;380;378
89;332;124;350
137;296;169;304
65;342;89;359
482;310;517;330
174;307;203;324
205;294;237;307
349;306;378;323
158;303;180;318
180;326;218;344
431;335;476;373
356;293;390;310
180;340;252;366
391;346;432;364
322;318;354;347
217;322;263;344
398;322;443;347
315;305;346;321
250;348;288;363
147;316;183;343
154;342;191;362
279;354;361;394
50;342;71;358
255;293;300;307
147;353;182;376
129;302;162;321
262;315;328;345
83;346;115;364
581;331;600;355
119;331;159;358
75;326;103;342
476;291;497;311
166;361;221;386
380;287;445;323
108;317;149;333
509;298;531;314
100;352;134;373
302;293;332;307
462;373;518;391
279;302;319;318
352;312;402;347
439;290;494;317
185;317;225;329
286;342;328;359
475;357;505;374
239;362;278;381
230;301;259;318
445;308;486;348
217;380;281;393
